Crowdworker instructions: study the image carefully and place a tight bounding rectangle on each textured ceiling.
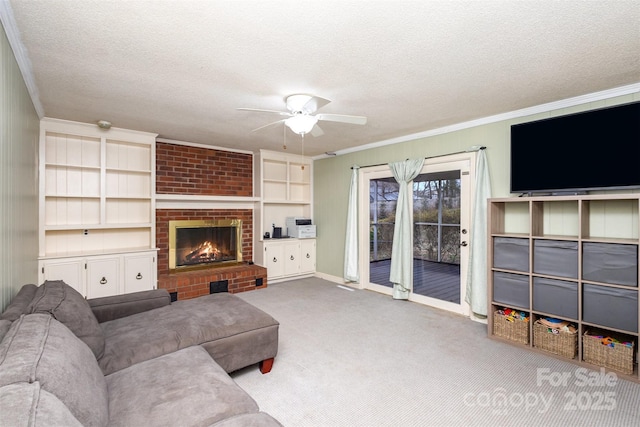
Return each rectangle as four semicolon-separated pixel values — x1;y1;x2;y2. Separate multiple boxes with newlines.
6;0;640;156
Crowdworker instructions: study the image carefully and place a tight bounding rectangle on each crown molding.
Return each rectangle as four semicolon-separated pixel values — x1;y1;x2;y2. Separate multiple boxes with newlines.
0;0;44;118
318;82;640;159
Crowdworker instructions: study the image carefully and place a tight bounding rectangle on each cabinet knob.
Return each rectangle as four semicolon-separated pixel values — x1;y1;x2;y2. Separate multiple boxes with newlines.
290;255;295;261
273;257;278;263
460;241;468;247
136;273;143;280
99;277;107;285
306;253;310;258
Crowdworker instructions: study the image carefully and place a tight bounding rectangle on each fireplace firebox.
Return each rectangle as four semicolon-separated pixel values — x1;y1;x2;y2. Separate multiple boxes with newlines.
169;219;243;272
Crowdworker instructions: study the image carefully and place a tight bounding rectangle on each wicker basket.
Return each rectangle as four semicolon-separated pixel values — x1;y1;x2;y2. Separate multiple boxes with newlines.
533;320;577;359
493;310;529;344
583;330;635;375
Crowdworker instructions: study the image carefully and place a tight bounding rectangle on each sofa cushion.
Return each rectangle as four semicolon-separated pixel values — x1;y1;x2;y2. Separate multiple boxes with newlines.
0;382;83;427
0;284;38;321
89;289;171;323
106;345;260;427
27;280;105;359
0;319;11;342
0;314;109;427
99;292;279;375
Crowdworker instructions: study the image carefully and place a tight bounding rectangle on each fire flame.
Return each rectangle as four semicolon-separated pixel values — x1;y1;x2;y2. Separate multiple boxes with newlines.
199;241;220;258
184;241;221;264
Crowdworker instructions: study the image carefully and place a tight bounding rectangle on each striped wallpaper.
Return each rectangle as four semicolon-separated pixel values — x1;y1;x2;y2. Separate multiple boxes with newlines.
0;21;39;312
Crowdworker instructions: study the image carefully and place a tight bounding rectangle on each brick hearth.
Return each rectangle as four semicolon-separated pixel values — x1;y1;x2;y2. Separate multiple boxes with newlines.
160;263;267;300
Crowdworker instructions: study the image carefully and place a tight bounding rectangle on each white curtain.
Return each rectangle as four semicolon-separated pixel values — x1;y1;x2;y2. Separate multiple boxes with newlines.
344;166;359;282
465;149;492;316
389;158;425;299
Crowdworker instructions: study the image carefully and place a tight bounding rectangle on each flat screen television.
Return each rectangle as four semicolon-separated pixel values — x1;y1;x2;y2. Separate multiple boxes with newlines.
510;101;640;194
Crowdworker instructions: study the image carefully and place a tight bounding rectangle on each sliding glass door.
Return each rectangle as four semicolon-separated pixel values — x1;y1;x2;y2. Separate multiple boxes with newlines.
412;170;461;303
360;153;473;315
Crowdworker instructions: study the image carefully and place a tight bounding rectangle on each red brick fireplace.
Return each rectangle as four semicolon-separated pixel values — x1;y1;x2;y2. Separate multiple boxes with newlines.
155;142;266;300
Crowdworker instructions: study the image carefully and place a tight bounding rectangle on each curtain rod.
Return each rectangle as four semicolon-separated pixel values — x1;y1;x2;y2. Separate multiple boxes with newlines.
350;146;485;169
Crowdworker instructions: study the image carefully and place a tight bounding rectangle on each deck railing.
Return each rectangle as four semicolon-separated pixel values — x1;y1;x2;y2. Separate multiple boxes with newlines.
370;222;460;264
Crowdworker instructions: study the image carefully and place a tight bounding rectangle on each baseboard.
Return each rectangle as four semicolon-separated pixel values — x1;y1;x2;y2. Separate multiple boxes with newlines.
313;272;364;289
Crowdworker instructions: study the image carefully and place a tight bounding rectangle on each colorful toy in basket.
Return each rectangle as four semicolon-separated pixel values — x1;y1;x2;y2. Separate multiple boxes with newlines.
593;335;633;348
498;307;529;322
539;317;577;334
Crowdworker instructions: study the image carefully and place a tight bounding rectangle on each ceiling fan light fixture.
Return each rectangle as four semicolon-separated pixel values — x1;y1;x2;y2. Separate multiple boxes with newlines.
285;114;317;135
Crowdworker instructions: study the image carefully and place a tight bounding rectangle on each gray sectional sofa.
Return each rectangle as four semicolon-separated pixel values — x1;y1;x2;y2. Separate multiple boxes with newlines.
0;280;282;426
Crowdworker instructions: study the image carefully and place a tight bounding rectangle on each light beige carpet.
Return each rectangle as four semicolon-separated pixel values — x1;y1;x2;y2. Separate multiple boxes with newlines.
232;277;639;427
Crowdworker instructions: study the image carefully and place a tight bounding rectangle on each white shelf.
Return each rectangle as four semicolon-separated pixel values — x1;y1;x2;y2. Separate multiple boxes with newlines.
254;150;315;282
39;118;158;265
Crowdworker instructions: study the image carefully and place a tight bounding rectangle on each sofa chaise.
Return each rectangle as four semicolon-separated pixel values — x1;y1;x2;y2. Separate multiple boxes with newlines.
0;280;281;426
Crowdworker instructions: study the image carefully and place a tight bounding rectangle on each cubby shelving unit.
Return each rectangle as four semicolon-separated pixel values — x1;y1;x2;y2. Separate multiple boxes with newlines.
488;194;639;382
38;118;158;297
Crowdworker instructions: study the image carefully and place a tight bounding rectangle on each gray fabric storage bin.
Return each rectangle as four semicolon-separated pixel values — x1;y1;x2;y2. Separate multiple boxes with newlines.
583;284;638;333
583;242;638;287
533;240;578;279
493;271;529;309
493;237;529;272
532;277;578;319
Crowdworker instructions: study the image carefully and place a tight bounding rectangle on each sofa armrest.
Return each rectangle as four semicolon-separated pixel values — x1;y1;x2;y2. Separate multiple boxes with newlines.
88;289;171;323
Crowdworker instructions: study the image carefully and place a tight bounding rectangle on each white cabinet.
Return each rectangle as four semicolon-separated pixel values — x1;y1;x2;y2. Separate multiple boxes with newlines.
39;250;157;298
299;239;316;274
86;256;120;298
40;257;84;294
263;243;285;279
38;118;158;297
123;253;155;293
261;239;316;282
283;240;301;277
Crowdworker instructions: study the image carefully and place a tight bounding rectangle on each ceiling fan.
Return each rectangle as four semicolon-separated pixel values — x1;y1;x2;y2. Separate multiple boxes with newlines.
237;94;367;137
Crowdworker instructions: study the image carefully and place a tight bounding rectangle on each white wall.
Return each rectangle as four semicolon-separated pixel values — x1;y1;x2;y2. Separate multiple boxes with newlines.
0;20;39;311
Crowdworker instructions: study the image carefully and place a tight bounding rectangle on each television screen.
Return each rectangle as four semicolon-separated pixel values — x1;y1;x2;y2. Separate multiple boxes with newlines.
510;101;640;194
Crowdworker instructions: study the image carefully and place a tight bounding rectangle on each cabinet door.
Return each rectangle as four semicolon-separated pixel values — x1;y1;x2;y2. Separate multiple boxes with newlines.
86;257;120;298
264;244;285;279
40;259;84;295
124;253;155;293
299;239;316;274
283;241;301;276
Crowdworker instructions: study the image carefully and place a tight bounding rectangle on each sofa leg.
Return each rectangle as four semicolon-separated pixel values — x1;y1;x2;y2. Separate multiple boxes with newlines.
259;358;274;374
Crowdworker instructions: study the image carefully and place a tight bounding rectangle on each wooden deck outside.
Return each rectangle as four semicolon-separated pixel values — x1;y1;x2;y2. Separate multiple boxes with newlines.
369;258;460;303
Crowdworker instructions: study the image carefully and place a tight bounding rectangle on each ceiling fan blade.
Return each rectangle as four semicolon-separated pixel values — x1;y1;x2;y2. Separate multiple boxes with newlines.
251;119;285;133
316;113;367;125
301;96;331;114
310;124;324;137
237;108;291;117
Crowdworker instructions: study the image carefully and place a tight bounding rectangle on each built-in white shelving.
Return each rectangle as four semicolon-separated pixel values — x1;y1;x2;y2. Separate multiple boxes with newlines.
38;118;158;297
